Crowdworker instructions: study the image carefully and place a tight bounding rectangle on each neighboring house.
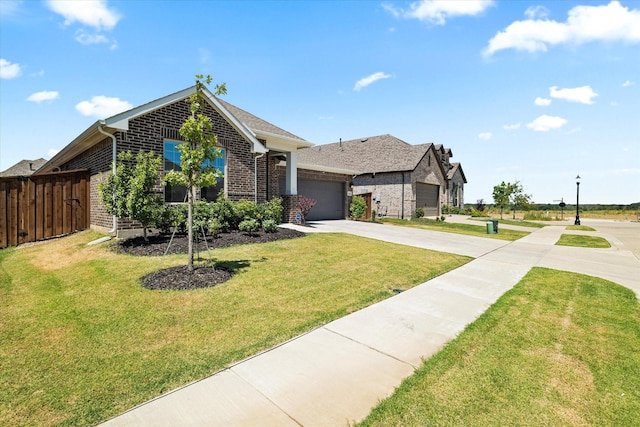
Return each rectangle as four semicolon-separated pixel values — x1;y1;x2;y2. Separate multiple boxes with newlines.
0;158;47;177
294;134;466;219
35;86;312;232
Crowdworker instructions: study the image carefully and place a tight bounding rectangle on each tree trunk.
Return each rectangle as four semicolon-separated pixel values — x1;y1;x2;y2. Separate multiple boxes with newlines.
187;187;194;272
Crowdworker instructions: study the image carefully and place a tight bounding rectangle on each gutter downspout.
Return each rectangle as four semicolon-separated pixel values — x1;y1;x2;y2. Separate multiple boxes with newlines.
254;152;265;203
98;125;117;234
401;172;405;220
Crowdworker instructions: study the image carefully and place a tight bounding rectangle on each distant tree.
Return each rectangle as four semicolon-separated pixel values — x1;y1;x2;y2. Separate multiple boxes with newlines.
510;181;533;219
492;181;512;219
476;199;486;212
98;150;162;241
164;74;226;272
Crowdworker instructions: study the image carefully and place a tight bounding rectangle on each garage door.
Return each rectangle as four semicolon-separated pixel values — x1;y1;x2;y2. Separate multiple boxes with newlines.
416;183;439;217
279;178;345;220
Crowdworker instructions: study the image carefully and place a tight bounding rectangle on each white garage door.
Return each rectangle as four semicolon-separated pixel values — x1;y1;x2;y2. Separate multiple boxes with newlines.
416;183;439;217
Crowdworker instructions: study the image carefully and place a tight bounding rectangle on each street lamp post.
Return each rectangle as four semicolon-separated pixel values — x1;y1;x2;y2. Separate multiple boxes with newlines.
574;175;581;225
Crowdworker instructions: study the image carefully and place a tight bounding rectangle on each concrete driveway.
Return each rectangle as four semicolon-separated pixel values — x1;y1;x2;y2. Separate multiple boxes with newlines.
101;219;639;427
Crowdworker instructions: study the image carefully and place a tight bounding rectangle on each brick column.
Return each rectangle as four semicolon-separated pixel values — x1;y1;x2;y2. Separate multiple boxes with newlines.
282;195;302;224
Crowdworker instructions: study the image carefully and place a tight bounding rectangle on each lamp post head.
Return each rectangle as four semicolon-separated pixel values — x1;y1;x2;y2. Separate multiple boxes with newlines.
576;175;581;185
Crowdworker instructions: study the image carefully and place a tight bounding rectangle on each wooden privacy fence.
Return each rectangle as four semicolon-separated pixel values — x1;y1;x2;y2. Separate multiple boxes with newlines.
0;169;90;248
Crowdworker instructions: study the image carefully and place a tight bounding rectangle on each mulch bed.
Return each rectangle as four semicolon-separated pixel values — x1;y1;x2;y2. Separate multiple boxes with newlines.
114;228;306;291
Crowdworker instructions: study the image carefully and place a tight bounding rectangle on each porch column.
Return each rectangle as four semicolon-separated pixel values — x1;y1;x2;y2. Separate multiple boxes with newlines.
285;150;298;195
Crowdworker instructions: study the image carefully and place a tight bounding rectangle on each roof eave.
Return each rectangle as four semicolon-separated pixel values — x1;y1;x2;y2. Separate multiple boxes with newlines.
258;130;313;151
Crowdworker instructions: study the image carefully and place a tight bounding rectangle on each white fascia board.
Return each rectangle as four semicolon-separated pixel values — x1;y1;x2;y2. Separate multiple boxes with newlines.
36;121;105;174
104;87;195;131
259;131;314;152
289;161;360;175
202;88;268;154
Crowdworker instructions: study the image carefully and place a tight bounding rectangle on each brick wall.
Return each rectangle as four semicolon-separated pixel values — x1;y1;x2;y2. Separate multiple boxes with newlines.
61;96;264;230
353;172;408;219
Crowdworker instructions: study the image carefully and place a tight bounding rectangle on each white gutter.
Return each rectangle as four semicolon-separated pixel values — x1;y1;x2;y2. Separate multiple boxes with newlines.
254;152;265;203
97;125;117;234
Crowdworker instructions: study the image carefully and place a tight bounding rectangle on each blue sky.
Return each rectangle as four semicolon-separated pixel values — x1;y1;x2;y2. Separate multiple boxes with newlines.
1;0;638;204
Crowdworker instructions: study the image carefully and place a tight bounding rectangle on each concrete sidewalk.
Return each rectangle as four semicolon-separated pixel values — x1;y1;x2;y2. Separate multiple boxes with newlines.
101;220;639;427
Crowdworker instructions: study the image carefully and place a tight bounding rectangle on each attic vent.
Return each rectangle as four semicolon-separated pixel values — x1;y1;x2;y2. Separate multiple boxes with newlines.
162;127;182;140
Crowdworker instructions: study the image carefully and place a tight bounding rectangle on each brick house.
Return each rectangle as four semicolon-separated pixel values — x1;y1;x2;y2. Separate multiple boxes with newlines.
35;86;312;232
294;134;467;219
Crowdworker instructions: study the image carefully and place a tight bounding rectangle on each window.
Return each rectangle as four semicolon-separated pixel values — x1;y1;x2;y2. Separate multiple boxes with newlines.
163;140;225;202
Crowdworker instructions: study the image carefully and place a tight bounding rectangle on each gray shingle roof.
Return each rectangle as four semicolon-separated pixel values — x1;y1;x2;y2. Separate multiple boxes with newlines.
0;158;47;177
297;134;432;174
219;99;307;142
447;162;467;183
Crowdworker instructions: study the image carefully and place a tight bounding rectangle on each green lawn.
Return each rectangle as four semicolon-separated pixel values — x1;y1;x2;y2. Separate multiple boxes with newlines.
475;218;546;228
567;225;597;232
381;218;530;241
0;230;470;427
556;234;611;248
359;268;640;426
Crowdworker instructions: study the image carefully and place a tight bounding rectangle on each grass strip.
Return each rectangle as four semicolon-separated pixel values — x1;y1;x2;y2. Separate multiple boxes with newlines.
381;218;529;241
0;230;469;426
469;217;546;228
566;225;597;231
359;267;640;426
556;234;611;248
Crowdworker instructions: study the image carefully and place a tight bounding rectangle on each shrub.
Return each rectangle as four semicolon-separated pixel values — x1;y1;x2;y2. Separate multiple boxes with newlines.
194;201;213;234
262;219;278;233
440;215;446;222
414;207;425;218
297;196;316;222
154;205;180;234
260;198;284;224
207;218;225;237
234;199;259;224
238;218;260;236
350;195;367;219
210;194;235;231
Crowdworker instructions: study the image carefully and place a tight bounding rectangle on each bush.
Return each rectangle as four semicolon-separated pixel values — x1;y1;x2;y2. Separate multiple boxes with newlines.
194;201;214;234
238;218;260;236
260;198;284;224
154;205;180;234
234;199;259;224
262;219;278;233
414;207;425;218
350;195;367;219
207;218;225;237
210;194;235;231
440;215;446;222
297;196;316;222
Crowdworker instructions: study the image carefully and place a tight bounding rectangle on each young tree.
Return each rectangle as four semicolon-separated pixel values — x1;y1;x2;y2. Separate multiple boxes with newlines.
492;181;512;219
164;74;226;272
510;181;533;219
98;150;162;241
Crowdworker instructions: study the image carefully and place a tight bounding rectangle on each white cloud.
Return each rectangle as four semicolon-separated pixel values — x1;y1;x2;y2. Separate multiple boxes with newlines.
75;29;109;45
27;91;59;103
478;132;492;140
31;69;45;77
383;0;494;25
484;1;640;56
524;5;549;20
534;97;551;106
47;0;120;31
354;72;392;91
503;123;521;131
622;80;635;87
47;148;59;158
549;85;598;104
526;115;568;131
75;96;132;118
0;58;21;79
